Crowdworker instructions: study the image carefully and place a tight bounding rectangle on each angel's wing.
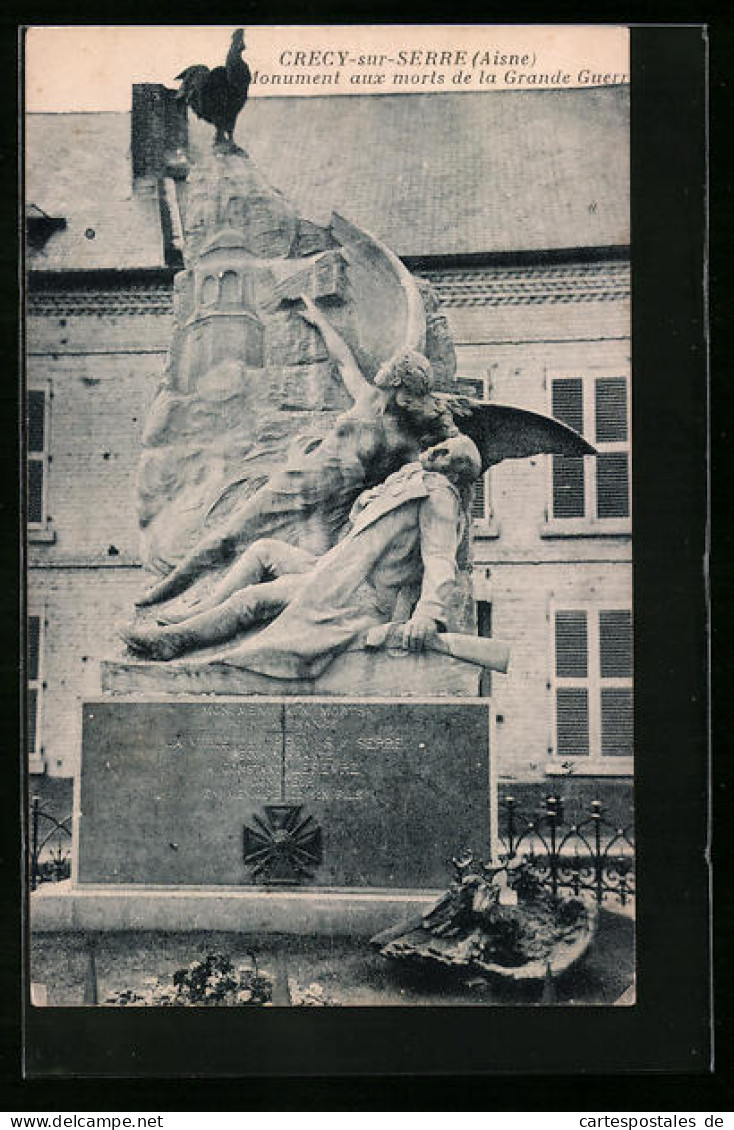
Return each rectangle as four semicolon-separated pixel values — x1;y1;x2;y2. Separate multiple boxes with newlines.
435;394;597;471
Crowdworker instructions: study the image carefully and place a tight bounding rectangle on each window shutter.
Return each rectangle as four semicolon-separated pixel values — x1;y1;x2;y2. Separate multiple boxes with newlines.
555;611;588;677
599;610;632;677
28;461;44;524
595;377;628;442
553;605;632;764
601;688;633;756
552;456;585;518
27;613;43;761
477;601;492;638
458;377;485;401
28;687;38;756
596;452;630;518
556;688;590;756
552;377;584;433
551;378;585;518
28;616;40;682
28;390;45;453
457;377;489;520
27;390;46;525
470;478;486;520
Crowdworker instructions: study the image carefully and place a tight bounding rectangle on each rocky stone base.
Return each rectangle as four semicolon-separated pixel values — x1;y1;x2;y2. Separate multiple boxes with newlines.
100;646;481;697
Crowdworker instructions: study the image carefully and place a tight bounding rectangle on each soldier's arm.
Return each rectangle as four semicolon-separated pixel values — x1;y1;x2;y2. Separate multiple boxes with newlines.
402;477;461;649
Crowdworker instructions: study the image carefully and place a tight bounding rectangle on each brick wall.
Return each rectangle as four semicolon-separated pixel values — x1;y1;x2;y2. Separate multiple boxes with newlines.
27;296;169;776
27;260;630;782
29;568;143;776
27;303;170;565
488;561;632;780
437;261;631;781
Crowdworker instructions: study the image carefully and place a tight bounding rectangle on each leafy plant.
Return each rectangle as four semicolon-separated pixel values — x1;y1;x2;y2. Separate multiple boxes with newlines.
508;859;545;902
104;952;273;1007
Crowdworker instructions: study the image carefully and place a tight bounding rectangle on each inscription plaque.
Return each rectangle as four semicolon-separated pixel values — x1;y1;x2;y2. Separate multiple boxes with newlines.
78;701;283;884
284;703;491;887
78;699;491;889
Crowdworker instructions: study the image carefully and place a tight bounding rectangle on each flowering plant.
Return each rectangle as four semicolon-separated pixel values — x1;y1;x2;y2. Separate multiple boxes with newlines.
104;952;273;1007
289;980;335;1006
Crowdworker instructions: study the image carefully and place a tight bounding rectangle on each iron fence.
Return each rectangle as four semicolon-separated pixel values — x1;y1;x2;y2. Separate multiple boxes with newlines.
498;794;635;907
27;791;634;907
29;797;72;890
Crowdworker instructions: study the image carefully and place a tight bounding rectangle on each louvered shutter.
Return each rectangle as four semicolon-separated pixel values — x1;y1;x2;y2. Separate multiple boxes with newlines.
599;610;632;677
28;687;37;757
28;616;40;682
555;611;588;677
555;610;590;756
457;377;489;519
27;390;46;524
601;689;633;756
595;377;629;518
595;377;628;442
556;689;590;756
597;453;630;518
599;609;633;756
28;615;41;758
551;377;585;518
28;462;44;524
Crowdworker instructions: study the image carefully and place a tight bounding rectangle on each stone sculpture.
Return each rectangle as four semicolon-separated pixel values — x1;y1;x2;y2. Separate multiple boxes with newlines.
371;855;598;985
137;296;457;609
131;130;595;686
136;139;445;580
122;435;513;680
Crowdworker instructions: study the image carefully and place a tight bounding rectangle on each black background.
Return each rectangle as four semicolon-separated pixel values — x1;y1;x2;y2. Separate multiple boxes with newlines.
3;9;727;1112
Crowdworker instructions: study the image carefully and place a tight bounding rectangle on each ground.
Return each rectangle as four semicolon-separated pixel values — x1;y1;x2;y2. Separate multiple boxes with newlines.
31;908;634;1007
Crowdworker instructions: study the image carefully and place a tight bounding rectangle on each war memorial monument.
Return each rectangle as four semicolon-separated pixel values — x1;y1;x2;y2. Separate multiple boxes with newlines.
30;30;603;986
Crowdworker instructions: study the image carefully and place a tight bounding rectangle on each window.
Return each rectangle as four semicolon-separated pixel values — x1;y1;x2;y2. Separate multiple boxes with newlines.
457;376;492;523
550;605;632;771
28;613;45;773
547;370;630;532
27;386;52;535
476;599;492;698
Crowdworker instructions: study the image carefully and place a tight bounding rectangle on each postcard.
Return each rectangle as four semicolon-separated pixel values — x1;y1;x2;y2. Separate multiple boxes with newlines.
22;23;707;1078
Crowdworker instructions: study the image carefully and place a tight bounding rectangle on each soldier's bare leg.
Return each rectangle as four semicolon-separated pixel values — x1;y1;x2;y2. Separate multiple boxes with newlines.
120;573;306;661
160;539;317;623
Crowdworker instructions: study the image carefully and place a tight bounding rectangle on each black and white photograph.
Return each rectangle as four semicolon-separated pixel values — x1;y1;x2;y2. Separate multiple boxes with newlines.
24;25;636;1024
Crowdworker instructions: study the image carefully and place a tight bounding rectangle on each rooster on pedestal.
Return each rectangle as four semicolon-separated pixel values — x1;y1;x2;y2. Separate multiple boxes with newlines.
175;28;251;146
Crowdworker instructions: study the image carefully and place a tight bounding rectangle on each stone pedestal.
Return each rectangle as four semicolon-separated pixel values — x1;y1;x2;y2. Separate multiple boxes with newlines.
28;648;495;933
75;696;492;891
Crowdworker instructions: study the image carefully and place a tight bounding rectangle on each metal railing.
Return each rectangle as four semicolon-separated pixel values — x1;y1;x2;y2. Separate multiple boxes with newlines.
27;791;634;907
29;797;72;890
499;794;635;907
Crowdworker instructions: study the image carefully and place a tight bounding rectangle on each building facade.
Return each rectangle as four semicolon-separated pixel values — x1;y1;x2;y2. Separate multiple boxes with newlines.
26;86;631;801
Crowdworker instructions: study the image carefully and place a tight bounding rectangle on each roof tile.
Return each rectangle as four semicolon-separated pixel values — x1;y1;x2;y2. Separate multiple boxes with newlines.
27;87;629;271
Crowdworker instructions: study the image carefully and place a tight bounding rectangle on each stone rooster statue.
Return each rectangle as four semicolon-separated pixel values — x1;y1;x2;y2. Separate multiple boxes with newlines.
175;28;251;145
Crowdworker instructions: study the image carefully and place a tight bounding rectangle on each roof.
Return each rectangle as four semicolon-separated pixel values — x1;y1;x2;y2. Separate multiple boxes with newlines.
26;87;629;271
25;112;165;271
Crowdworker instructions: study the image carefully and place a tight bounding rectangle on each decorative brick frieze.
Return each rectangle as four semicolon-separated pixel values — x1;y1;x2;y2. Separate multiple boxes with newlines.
27;260;629;319
418;261;630;308
27;288;174;318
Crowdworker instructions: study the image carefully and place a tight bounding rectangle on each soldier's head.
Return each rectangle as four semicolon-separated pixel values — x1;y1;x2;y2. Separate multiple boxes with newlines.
419;434;482;487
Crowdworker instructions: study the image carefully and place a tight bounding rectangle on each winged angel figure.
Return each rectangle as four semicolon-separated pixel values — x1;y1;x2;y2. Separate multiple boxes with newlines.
135;295;594;615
